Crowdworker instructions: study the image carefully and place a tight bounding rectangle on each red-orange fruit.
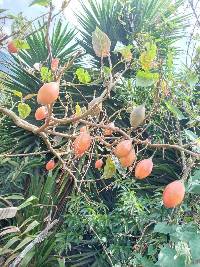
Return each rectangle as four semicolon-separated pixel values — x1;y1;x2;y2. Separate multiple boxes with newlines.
114;140;132;158
51;58;59;72
73;132;92;157
37;82;59;105
8;41;18;53
95;159;103;169
135;158;153;179
46;159;55;171
80;126;87;133
120;149;136;168
35;106;47;120
163;180;185;208
104;122;115;136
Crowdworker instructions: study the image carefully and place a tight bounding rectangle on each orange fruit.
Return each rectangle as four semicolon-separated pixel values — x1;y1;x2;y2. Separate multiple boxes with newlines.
114;140;132;158
35;106;47;120
51;58;59;72
80;126;87;133
135;158;153;179
46;159;55;171
73;132;92;157
95;159;103;169
37;82;59;105
163;180;185;208
120;149;136;168
8;41;18;54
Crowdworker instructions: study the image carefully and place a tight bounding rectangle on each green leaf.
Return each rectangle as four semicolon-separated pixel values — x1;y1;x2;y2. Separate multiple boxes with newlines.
13;39;30;50
188;169;200;194
18;103;31;119
40;67;53;83
22;220;39;234
165;101;186;120
13;90;23;98
189;235;200;260
136;70;159;87
103;156;116;179
0;9;7;13
154;222;177;234
29;0;51;6
17;196;38;210
92;27;111;57
115;43;133;61
156;246;186;267
186;70;198;87
76;68;91;84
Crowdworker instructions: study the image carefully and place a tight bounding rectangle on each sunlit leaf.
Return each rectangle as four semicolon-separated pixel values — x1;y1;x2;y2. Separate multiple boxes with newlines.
76;68;91;84
18;103;31;119
92;27;111;58
136;70;159;87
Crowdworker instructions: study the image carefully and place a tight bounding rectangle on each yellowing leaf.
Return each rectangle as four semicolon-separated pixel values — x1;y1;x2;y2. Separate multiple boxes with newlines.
75;103;82;116
13;39;30;50
18;103;31;119
117;44;133;61
139;42;157;71
13;90;22;98
40;67;53;82
23;93;37;100
92;27;111;58
103;156;116;179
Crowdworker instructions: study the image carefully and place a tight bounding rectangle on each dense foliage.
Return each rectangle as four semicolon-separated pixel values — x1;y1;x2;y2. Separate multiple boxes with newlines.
0;0;199;266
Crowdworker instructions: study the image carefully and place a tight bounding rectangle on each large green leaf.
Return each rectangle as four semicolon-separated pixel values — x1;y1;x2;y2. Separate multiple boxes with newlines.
156;246;186;267
165;101;186;120
189;236;200;260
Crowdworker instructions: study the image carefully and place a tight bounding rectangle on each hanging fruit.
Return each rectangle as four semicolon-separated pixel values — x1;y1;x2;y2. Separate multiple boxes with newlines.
46;159;55;171
35;106;47;120
163;180;185;208
135;158;153;179
119;148;136;168
51;58;59;72
95;159;103;169
114;140;132;158
7;40;18;54
130;104;145;129
37;82;59;105
73;131;92;157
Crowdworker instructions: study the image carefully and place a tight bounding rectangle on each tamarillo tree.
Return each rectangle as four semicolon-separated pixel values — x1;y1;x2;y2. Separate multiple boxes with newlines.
0;0;200;266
